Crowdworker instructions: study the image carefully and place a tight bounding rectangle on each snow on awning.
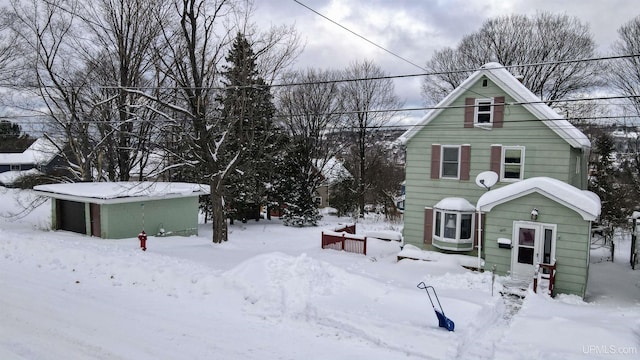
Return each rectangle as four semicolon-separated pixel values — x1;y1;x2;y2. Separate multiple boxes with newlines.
476;177;601;221
434;197;476;212
34;182;210;204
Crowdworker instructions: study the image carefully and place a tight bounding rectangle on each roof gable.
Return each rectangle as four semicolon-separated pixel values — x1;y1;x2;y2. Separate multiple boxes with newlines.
476;177;601;221
400;63;591;149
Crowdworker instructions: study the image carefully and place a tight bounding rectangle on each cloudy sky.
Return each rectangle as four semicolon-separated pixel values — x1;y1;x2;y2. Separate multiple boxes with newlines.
255;0;638;125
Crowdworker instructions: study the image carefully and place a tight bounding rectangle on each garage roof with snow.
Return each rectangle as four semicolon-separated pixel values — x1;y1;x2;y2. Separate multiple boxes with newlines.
34;182;210;204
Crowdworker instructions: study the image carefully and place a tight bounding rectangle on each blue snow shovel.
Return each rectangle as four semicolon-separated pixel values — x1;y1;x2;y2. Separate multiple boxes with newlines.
417;282;455;332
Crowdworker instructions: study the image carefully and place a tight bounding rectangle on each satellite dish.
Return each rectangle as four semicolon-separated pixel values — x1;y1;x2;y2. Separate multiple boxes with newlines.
475;171;498;190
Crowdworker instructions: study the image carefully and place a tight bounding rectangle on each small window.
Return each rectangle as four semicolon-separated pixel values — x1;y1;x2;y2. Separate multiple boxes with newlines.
475;98;494;125
482;79;488;87
10;164;21;171
441;146;460;179
501;146;524;181
314;196;323;206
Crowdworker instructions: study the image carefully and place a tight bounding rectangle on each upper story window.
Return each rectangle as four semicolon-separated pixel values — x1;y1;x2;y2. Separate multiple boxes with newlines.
502;146;524;181
441;146;460;179
475;98;494;125
464;96;505;129
431;144;471;181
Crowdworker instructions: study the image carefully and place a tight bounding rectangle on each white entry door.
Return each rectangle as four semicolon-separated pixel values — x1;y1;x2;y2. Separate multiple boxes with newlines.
511;222;556;279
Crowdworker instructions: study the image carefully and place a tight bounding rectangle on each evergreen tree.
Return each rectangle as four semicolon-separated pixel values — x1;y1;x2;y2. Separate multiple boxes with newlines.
589;131;625;227
0;120;31;152
218;33;277;222
273;138;322;226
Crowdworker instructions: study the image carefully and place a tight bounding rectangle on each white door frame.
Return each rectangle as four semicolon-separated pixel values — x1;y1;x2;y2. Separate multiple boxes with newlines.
511;221;557;279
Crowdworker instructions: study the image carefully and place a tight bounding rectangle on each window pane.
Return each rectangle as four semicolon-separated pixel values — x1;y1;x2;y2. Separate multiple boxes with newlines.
504;149;521;163
518;247;534;265
543;229;553;264
442;163;458;177
518;228;535;246
442;147;458;161
444;213;457;239
460;214;472;239
434;211;441;237
504;165;521;179
477;113;491;123
478;102;491;112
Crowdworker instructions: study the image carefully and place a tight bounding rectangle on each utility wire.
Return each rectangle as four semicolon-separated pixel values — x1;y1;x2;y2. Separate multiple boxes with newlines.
87;53;640;91
292;0;427;72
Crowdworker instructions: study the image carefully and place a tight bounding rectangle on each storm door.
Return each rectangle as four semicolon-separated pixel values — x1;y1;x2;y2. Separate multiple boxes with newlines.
511;222;556;279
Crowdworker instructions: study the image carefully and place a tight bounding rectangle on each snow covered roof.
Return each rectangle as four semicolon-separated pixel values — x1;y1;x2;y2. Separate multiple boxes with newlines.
434;197;476;212
0;169;43;186
0;137;62;165
34;181;210;204
314;157;352;183
476;177;601;221
400;63;591;150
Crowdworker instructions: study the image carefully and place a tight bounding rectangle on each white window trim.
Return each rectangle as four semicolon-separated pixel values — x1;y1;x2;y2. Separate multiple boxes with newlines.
501;146;525;182
10;164;21;171
432;209;475;245
474;98;494;127
440;145;461;180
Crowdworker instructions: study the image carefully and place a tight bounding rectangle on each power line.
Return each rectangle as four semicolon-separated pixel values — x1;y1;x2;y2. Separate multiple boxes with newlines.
293;0;427;72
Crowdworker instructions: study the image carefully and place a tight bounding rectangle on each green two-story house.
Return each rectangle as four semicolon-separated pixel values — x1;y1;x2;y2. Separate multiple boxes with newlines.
400;63;600;298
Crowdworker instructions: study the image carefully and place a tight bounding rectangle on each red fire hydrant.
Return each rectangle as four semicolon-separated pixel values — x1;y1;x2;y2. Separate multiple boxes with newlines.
138;230;147;251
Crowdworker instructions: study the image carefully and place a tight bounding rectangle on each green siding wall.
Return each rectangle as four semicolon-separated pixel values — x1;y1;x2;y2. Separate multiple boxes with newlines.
100;197;199;239
403;76;587;249
482;192;591;297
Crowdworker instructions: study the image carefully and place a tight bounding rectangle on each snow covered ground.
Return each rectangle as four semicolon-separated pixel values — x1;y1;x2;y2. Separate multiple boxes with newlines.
0;188;639;359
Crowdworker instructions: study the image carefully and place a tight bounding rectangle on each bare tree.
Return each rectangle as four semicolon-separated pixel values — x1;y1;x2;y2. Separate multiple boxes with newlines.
11;0;98;181
608;16;640;215
78;0;169;181
422;12;599;105
341;59;403;217
609;15;640;117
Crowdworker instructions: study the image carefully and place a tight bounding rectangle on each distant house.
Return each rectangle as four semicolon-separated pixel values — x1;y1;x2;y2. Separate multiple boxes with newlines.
0;137;66;187
314;157;352;208
34;182;209;239
400;63;600;298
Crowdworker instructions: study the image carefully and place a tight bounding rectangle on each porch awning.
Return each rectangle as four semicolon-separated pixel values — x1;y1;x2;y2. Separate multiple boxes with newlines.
476;177;601;221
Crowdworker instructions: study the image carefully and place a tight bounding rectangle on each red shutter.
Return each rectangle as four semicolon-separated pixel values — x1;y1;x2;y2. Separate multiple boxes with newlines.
493;96;505;128
464;98;475;128
424;207;433;245
490;145;502;175
431;145;441;179
460;145;471;181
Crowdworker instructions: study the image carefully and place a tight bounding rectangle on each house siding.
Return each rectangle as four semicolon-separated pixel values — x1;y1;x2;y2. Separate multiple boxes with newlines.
403;76;582;249
481;192;590;297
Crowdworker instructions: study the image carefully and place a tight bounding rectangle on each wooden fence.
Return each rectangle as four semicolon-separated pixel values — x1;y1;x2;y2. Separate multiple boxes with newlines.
321;223;366;255
533;261;557;296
